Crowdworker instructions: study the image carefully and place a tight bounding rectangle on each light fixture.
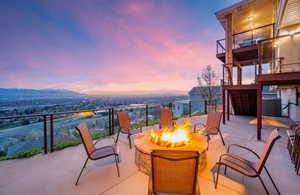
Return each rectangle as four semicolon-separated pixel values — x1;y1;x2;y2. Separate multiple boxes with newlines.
247;15;254;22
273;40;280;48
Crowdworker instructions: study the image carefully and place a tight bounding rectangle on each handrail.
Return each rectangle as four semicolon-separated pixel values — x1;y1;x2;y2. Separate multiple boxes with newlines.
0;99;197;157
232;23;274;36
216;23;274;53
0;101;183;120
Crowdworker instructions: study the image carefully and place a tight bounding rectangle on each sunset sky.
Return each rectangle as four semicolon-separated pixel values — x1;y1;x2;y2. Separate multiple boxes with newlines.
0;0;240;94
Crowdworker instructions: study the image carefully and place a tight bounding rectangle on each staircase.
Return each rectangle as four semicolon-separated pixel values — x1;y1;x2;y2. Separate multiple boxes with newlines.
230;89;257;116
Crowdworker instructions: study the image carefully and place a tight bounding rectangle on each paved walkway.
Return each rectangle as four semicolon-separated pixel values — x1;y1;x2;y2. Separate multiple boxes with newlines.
0;115;299;195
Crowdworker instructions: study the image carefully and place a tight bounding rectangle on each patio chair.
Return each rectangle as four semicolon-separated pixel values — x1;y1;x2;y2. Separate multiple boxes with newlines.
149;150;201;195
212;129;281;195
159;109;175;129
75;123;120;185
287;125;300;175
287;122;300;163
116;111;143;149
194;111;225;150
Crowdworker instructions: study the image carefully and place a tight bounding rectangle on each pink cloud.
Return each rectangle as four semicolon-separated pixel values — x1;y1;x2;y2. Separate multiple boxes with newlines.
0;0;224;93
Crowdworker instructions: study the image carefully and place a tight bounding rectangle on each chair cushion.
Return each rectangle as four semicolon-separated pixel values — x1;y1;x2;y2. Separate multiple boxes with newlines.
90;145;117;160
220;153;257;177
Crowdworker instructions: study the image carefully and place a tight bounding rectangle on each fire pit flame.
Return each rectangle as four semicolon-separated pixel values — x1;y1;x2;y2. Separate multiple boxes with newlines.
149;120;192;147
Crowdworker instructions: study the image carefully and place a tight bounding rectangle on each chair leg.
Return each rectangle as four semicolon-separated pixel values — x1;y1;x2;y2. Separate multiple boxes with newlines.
128;134;132;149
115;130;120;144
224;165;227;175
295;154;300;175
114;155;120;177
218;131;226;146
264;167;280;195
207;135;210;151
75;157;89;185
214;163;221;189
258;175;270;195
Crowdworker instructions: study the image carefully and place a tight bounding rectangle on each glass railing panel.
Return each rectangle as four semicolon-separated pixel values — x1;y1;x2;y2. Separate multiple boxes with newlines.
190;100;205;116
147;104;161;128
242;65;256;85
233;24;273;49
53;110;110;151
0;116;44;160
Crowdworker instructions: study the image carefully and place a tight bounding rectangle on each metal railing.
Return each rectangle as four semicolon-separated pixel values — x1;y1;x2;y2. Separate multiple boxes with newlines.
216;39;226;54
216;23;274;54
0;100;220;159
233;24;274;49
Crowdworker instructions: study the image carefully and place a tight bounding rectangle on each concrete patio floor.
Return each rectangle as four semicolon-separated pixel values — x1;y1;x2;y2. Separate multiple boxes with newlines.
0;115;299;195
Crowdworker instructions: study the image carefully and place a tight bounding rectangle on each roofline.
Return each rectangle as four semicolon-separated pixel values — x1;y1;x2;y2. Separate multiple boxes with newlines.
214;0;254;17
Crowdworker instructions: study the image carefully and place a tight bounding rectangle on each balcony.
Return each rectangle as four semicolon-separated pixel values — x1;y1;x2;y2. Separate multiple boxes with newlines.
216;24;274;65
0;105;300;194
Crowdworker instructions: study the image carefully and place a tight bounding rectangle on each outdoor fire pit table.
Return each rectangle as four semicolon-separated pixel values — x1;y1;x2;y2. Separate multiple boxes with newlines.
134;130;208;175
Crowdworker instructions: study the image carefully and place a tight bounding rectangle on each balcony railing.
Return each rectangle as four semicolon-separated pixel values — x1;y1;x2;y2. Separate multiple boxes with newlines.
0;100;220;160
216;38;225;54
216;23;274;54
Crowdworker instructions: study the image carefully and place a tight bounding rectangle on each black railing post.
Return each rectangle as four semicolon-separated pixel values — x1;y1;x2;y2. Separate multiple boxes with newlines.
215;100;217;111
108;108;112;135
189;101;192;117
168;102;173;110
204;100;207;114
112;108;115;134
145;104;149;126
50;114;54;152
43;115;48;154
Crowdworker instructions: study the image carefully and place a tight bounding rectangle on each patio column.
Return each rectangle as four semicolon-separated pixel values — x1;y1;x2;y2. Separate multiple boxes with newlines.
227;90;230;121
222;87;226;124
225;14;233;85
257;82;262;140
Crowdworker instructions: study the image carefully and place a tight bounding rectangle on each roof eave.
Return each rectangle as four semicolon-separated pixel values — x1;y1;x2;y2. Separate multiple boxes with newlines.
214;0;254;17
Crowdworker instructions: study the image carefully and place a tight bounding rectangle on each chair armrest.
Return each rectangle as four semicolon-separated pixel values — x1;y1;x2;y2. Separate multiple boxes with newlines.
94;136;116;145
217;153;258;173
227;144;260;159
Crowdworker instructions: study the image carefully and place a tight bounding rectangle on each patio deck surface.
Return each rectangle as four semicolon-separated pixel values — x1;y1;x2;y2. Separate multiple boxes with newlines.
0;115;299;195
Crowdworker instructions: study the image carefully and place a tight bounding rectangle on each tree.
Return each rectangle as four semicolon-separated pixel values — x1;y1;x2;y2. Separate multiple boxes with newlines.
197;65;218;104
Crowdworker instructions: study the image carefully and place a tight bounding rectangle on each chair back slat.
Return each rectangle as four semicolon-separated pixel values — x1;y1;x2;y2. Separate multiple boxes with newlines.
160;109;173;128
255;129;281;173
206;111;222;134
151;150;199;194
117;111;131;132
76;123;96;156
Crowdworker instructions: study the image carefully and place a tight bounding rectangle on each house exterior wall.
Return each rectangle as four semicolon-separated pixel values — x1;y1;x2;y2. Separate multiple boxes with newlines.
280;87;300;120
275;0;300;120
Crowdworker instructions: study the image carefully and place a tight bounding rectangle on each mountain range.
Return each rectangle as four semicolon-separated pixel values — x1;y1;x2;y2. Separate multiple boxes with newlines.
0;88;188;99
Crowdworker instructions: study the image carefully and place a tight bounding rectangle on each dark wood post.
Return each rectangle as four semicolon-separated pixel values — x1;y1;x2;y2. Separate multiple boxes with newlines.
257;82;262;140
227;91;230;120
222;88;226;124
237;66;242;85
